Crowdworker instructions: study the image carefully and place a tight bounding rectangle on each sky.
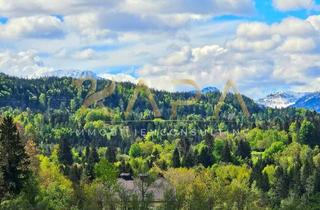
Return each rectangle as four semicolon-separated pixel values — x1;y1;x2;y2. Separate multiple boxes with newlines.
0;0;320;99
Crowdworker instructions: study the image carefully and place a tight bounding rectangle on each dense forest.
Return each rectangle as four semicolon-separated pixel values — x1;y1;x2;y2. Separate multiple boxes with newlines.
1;73;320;209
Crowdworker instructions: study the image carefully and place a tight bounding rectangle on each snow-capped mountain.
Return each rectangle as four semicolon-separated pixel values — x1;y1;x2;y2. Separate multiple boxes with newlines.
37;70;99;79
201;86;219;94
187;86;219;94
292;92;320;112
258;92;307;109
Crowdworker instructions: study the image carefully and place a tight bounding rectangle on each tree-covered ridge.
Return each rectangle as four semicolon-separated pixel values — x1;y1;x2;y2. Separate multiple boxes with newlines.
1;73;320;209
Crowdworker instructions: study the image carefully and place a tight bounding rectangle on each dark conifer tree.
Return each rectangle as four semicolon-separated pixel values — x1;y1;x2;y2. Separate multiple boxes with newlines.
221;141;232;163
172;147;181;168
0;116;30;199
182;151;194;168
250;158;269;192
198;146;213;168
58;138;73;166
105;147;117;163
236;139;251;160
272;166;289;205
84;146;100;180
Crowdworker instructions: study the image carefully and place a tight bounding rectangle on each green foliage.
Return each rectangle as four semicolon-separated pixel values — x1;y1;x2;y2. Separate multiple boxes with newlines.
246;128;288;150
2;74;320;209
299;119;317;145
172;147;181;168
38;155;74;209
0;116;30;199
58;139;73;166
94;158;118;186
129;143;143;158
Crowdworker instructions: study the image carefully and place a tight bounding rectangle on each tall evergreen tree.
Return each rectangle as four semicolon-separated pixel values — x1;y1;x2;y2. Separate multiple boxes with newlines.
236;139;251;160
251;158;269;192
197;146;213;168
84;146;100;180
172;148;180;168
181;151;194;168
105;147;117;163
272;166;289;205
0;116;30;199
58;138;73;166
221;141;232;163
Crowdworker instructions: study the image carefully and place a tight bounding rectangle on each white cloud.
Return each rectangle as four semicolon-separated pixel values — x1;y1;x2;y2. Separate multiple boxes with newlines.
64;13;113;40
0;15;63;39
0;0;120;17
0;51;52;78
271;17;316;37
228;16;320;52
158;46;192;66
121;0;254;16
237;22;271;40
278;37;316;53
71;49;97;60
227;35;282;51
273;0;314;11
135;16;320;97
1;0;320;98
308;15;320;31
0;0;255;36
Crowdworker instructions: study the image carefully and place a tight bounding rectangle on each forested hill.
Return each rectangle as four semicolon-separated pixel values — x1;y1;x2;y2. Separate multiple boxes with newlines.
0;72;261;116
3;72;320;209
1;72;320;142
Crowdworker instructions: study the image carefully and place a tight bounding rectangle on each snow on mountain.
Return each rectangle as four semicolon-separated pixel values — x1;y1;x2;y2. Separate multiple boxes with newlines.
292;92;320;112
258;92;307;109
201;86;219;94
36;70;99;79
188;86;219;94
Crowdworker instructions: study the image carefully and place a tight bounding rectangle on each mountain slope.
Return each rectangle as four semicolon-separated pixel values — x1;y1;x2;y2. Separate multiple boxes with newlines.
258;92;306;109
37;70;99;79
292;92;320;112
201;86;219;94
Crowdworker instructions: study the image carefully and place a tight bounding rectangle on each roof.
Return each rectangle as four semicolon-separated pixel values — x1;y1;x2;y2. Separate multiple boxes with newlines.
117;177;172;201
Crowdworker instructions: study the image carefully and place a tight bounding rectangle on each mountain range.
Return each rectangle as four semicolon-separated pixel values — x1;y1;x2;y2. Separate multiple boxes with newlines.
38;70;100;79
258;91;320;112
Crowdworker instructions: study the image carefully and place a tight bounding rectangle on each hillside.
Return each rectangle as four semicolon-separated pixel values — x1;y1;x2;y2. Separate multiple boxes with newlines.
2;73;320;209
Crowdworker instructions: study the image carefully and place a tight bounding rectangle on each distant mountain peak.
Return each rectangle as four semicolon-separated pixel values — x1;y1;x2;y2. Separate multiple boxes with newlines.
258;91;307;109
36;70;99;79
258;90;320;112
293;92;320;112
201;86;219;94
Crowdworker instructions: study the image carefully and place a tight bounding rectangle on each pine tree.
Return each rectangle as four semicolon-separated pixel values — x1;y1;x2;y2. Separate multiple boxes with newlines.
251;158;269;192
105;147;117;163
0;116;30;199
198;146;213;168
58;138;73;166
89;146;99;164
181;151;194;168
236;139;251;160
290;157;303;197
84;146;100;180
301;156;313;195
221;141;232;163
172;147;180;168
313;169;320;193
272;166;289;205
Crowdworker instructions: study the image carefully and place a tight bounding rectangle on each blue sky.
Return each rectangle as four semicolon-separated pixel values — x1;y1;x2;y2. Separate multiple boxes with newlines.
0;0;320;99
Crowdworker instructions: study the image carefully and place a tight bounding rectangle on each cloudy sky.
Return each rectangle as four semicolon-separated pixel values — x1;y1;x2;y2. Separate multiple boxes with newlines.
0;0;320;98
